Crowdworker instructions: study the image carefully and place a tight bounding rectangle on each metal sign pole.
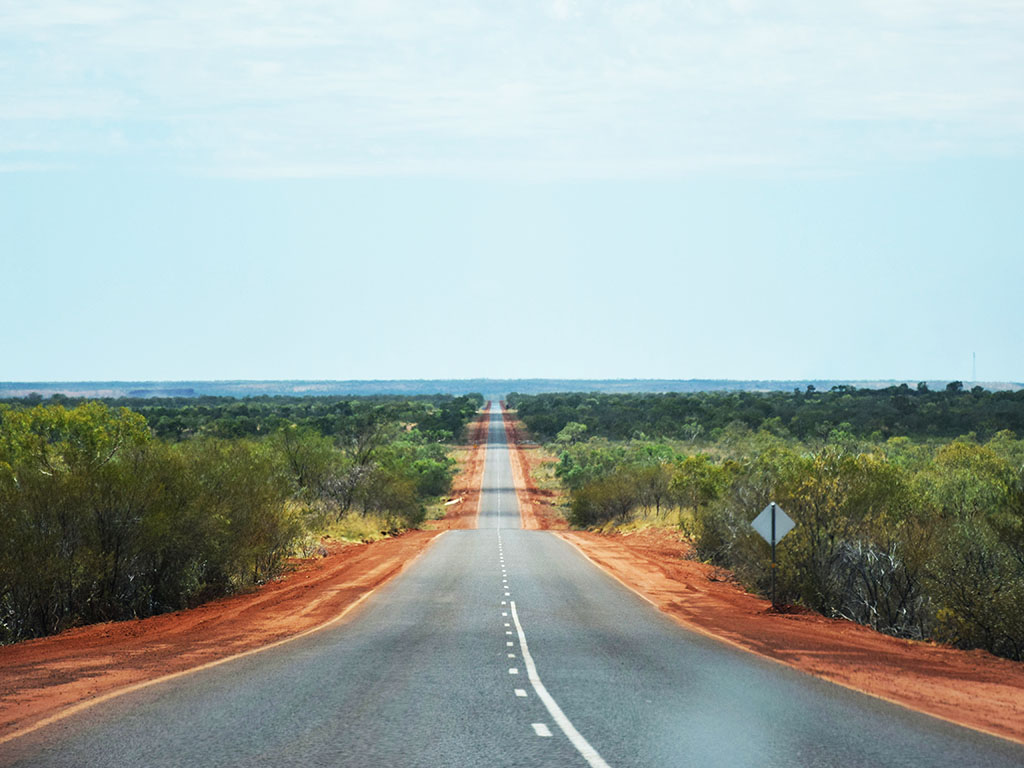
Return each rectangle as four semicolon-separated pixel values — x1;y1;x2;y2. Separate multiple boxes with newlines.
770;502;777;610
751;501;793;613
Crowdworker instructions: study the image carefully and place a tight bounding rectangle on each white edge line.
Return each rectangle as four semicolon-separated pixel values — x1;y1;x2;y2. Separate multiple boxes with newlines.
497;403;527;530
0;530;450;746
553;531;1024;749
510;600;611;768
472;404;490;529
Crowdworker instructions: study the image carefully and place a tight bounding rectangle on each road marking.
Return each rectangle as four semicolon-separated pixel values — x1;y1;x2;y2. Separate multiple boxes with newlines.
507;641;514;647
506;630;512;634
501;601;507;605
504;622;510;627
532;723;553;737
511;601;611;768
502;611;508;616
509;667;519;675
515;688;528;697
504;592;511;596
508;653;516;658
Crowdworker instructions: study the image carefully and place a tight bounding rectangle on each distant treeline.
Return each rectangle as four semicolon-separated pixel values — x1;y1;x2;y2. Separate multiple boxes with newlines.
0;394;482;643
6;378;1020;401
8;393;483;443
515;390;1024;661
508;384;1024;443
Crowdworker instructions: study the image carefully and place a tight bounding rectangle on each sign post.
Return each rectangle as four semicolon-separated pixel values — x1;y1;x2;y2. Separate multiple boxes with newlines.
751;502;795;609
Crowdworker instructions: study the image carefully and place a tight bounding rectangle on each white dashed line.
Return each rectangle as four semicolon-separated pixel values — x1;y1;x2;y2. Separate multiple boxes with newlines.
515;688;528;698
506;641;514;647
509;667;519;675
507;653;515;658
511;601;611;768
532;723;553;737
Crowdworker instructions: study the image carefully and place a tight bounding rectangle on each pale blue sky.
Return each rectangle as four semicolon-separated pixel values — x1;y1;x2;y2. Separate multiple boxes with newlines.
2;1;1023;382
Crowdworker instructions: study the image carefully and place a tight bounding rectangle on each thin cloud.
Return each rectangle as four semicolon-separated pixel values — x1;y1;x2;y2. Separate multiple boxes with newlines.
1;0;1022;178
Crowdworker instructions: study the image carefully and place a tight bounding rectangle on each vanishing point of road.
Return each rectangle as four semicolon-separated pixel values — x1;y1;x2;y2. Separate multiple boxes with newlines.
4;405;1023;767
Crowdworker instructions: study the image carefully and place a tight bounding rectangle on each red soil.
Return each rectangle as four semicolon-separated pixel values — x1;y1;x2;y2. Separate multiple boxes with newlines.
500;408;1024;745
501;407;567;530
425;406;489;531
0;407;490;744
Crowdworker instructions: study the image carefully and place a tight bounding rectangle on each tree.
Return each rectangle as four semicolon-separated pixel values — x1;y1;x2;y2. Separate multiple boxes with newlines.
555;421;588;446
671;455;729;517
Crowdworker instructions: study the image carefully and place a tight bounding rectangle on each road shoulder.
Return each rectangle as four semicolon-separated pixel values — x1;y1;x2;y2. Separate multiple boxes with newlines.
557;527;1024;746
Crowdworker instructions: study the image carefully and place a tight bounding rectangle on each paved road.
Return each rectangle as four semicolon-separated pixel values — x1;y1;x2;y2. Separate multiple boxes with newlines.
5;405;1024;767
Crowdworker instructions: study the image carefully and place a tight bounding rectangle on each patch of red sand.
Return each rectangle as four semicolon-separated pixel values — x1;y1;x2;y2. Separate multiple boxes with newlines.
0;407;490;742
424;406;488;531
501;405;567;530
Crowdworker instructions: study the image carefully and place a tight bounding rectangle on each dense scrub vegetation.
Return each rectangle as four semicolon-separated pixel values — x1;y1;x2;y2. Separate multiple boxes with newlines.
511;389;1024;661
508;384;1024;443
19;392;481;443
0;394;482;643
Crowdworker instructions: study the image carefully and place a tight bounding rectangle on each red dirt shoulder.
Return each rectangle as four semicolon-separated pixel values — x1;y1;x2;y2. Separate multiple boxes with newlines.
560;526;1024;745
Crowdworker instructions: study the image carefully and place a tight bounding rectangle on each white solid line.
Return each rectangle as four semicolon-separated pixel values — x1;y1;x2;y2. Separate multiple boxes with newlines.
515;688;528;697
511;601;611;768
532;723;553;737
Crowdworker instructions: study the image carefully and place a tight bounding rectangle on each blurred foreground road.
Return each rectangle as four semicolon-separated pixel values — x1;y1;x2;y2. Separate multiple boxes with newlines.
5;406;1023;767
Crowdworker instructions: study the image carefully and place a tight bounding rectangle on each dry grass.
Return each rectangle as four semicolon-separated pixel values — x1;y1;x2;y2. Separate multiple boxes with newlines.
321;512;398;543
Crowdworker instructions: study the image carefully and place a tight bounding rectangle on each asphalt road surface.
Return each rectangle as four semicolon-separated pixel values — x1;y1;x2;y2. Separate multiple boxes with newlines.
5;406;1024;767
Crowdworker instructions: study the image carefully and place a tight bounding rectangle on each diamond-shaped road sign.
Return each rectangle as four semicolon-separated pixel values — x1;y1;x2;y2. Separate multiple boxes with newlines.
751;502;795;545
